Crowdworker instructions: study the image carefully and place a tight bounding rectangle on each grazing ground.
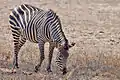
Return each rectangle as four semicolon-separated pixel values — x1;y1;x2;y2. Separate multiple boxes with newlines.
0;0;120;80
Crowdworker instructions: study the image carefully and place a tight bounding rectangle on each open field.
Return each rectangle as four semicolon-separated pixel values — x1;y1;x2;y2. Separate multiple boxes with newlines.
0;0;120;80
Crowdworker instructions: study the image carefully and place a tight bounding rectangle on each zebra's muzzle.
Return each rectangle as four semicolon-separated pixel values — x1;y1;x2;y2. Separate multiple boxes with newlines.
62;67;67;75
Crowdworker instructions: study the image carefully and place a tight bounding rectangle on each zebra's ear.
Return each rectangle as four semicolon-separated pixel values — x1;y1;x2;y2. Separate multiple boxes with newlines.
68;42;75;48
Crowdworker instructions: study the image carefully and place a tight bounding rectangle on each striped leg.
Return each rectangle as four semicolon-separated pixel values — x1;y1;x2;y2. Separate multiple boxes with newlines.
12;31;20;69
13;35;26;69
19;37;26;49
47;42;55;72
35;40;45;72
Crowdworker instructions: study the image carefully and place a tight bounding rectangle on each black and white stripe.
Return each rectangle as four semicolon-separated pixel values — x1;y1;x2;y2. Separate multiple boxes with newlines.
9;4;73;74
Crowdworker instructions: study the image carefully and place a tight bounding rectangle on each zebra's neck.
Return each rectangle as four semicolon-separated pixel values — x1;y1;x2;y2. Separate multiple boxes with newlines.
52;32;67;45
49;23;67;45
46;10;67;45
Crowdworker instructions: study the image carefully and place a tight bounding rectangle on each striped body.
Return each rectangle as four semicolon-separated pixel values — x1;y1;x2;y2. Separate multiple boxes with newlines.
9;4;73;74
9;4;66;43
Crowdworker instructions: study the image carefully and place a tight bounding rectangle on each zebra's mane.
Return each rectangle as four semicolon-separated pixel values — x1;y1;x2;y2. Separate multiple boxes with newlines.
47;9;67;45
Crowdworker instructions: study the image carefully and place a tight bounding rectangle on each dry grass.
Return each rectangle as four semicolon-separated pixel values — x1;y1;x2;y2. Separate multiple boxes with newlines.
0;0;120;80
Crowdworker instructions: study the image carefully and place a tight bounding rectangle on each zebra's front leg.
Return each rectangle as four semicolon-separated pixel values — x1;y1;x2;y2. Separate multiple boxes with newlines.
35;41;45;72
47;43;55;72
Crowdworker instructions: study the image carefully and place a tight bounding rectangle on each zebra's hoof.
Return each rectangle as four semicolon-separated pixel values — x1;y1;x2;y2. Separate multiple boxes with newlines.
34;70;38;73
34;66;39;73
34;69;38;73
47;68;52;73
16;66;19;68
14;63;19;68
13;65;19;69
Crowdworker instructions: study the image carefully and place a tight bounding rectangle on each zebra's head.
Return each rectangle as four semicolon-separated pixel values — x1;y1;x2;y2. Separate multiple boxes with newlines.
56;40;75;75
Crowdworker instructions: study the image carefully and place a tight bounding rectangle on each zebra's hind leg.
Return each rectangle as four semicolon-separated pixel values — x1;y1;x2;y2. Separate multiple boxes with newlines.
47;43;55;72
12;32;20;69
35;41;45;72
13;35;26;69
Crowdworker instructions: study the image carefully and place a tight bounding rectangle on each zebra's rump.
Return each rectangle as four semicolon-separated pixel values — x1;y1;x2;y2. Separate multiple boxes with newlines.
9;4;43;43
9;4;43;29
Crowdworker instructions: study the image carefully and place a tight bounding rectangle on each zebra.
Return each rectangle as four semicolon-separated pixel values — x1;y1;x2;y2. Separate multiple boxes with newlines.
9;4;75;75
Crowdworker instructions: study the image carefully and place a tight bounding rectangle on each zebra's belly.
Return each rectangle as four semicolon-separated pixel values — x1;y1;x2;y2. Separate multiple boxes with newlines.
24;31;50;43
27;37;38;43
25;33;38;43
